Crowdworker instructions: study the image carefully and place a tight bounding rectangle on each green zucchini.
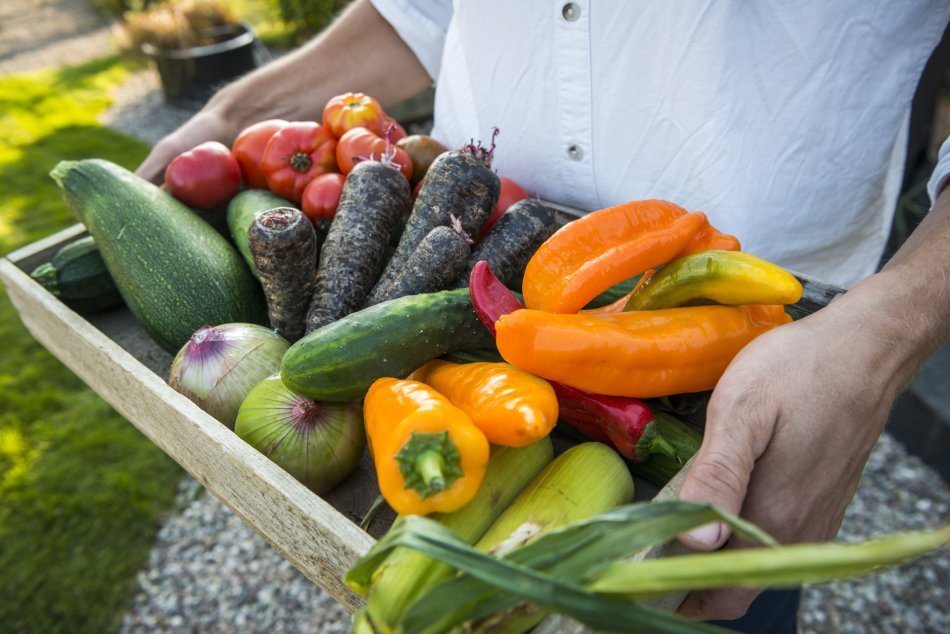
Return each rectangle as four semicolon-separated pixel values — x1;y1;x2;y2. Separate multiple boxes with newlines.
50;159;266;354
281;289;497;402
30;235;124;312
226;189;296;278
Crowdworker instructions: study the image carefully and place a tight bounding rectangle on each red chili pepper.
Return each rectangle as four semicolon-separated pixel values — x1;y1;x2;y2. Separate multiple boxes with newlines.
467;261;677;462
469;259;524;337
550;382;676;463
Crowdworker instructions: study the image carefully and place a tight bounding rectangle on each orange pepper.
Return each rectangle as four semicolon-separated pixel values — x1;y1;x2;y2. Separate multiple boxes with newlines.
684;218;742;253
363;377;489;515
495;305;791;398
413;360;558;447
521;199;740;314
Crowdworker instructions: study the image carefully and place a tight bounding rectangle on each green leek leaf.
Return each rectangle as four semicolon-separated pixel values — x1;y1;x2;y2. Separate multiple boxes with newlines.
403;501;767;632
590;524;950;598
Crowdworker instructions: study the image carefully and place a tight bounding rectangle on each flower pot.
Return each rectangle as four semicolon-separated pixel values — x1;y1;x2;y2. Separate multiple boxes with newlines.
142;22;260;106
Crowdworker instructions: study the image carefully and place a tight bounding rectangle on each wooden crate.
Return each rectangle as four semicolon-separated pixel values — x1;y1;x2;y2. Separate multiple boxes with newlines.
1;224;841;628
1;224;379;611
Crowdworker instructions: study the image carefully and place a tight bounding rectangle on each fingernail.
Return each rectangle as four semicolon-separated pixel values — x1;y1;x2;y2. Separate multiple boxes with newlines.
685;522;721;546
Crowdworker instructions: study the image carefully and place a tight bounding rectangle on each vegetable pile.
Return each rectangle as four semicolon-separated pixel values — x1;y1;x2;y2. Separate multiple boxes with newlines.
40;90;950;633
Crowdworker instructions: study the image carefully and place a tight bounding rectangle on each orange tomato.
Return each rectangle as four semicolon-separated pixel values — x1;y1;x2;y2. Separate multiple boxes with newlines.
335;127;412;181
322;92;386;138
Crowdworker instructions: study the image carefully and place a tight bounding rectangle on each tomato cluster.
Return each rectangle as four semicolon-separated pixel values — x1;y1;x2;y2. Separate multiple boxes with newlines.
164;91;531;228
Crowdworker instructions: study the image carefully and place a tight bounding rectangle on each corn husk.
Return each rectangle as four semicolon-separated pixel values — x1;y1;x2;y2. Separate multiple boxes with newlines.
346;499;950;634
348;438;555;632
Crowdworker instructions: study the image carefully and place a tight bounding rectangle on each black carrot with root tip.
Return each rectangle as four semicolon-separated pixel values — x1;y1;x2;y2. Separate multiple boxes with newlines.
248;206;317;343
454;198;560;292
374;218;472;303
365;130;501;306
305;160;410;332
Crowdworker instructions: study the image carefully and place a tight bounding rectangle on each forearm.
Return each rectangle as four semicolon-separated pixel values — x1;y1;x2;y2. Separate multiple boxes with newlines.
204;0;431;136
809;185;950;403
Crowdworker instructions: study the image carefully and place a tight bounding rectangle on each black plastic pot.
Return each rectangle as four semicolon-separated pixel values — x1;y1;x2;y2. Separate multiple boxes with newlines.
143;23;260;106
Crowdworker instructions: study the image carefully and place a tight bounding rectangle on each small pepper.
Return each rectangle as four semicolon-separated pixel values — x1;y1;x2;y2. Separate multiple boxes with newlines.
363;377;489;515
495;304;792;398
414;359;558;447
521;200;739;314
684;218;742;253
467;261;682;462
551;382;677;463
625;250;803;311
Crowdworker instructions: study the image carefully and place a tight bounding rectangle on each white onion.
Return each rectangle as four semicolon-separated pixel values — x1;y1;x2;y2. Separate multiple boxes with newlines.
168;323;289;429
235;375;366;494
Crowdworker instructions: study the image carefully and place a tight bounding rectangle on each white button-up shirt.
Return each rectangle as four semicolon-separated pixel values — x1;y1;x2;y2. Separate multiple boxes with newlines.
372;0;950;287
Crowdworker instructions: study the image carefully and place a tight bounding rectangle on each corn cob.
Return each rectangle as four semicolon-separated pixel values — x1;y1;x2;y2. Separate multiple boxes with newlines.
453;442;634;634
352;438;555;633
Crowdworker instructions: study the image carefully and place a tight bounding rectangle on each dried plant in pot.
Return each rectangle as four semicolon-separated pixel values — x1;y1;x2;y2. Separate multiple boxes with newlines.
123;0;260;105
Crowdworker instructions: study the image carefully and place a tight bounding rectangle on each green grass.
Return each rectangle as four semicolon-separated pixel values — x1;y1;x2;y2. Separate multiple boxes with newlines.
0;55;184;633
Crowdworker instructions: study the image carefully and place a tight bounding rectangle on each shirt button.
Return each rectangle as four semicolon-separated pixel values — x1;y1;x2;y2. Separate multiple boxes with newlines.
567;144;583;160
562;3;581;21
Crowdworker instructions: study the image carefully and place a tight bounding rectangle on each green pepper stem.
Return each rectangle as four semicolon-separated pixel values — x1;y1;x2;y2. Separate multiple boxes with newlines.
635;421;679;462
395;431;464;500
416;450;446;493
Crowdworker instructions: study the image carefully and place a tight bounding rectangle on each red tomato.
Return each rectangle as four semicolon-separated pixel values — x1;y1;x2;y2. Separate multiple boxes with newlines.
323;92;386;138
301;172;346;221
261;122;338;202
164;141;242;210
232;119;287;188
478;176;530;239
335;127;413;181
381;117;407;143
336;128;412;180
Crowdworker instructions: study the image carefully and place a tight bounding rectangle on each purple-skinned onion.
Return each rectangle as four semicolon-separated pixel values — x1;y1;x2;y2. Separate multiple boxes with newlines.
235;375;366;494
168;323;289;429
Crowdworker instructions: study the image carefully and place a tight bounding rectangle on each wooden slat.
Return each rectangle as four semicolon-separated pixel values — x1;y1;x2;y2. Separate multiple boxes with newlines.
1;243;375;612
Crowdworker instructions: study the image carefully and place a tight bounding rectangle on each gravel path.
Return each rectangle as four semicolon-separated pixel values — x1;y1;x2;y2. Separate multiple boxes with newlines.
4;4;949;632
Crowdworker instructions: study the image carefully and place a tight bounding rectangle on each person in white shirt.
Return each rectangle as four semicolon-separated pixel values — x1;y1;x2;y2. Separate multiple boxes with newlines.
136;1;950;629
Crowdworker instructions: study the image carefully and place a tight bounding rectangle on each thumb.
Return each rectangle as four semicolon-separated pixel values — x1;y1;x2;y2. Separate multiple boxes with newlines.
677;412;759;551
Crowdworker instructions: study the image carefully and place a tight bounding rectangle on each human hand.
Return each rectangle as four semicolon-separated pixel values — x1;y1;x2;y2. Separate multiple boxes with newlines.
135;108;237;184
674;292;911;621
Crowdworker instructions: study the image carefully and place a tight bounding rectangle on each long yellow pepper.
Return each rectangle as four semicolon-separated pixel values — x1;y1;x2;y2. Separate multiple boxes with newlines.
495;305;791;398
363;378;489;515
414;360;559;447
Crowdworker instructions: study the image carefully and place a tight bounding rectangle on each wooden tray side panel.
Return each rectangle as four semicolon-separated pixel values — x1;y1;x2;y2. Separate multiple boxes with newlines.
1;251;373;612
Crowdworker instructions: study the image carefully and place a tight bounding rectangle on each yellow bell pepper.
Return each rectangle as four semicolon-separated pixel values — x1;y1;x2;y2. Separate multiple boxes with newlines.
363;377;489;515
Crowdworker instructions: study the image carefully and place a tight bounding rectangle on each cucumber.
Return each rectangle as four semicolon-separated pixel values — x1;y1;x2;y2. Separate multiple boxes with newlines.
281;289;496;402
226;189;297;278
30;235;123;312
50;159;266;353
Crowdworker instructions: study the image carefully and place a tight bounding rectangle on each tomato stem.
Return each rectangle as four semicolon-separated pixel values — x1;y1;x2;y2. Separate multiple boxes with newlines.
290;152;312;173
